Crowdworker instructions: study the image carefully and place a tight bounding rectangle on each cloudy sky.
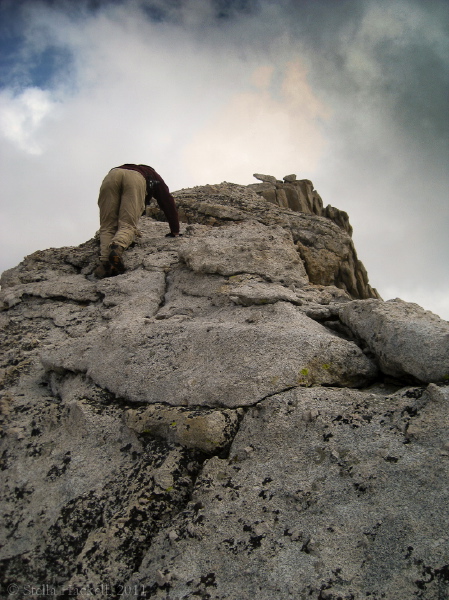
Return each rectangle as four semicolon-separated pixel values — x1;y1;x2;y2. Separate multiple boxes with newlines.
0;0;448;319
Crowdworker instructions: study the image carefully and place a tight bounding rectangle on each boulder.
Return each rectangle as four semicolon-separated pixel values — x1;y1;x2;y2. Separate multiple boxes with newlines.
283;173;297;182
339;298;449;383
178;220;308;287
253;173;277;184
41;302;377;407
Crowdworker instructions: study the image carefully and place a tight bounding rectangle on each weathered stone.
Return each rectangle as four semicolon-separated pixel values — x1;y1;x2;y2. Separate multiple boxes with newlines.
41;302;377;407
0;175;446;599
169;183;379;299
246;181;275;195
283;173;297;182
124;404;241;454
225;277;302;306
311;189;324;216
253;173;277;184
95;268;166;319
283;184;302;211
0;275;100;310
178;220;308;287
339;298;449;383
294;178;315;212
259;186;277;205
0;238;100;287
275;187;289;208
324;204;353;235
0;387;206;590
250;176;352;234
126;385;449;599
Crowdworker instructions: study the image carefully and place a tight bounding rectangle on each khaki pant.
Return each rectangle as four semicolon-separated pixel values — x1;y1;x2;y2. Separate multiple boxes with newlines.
97;168;146;262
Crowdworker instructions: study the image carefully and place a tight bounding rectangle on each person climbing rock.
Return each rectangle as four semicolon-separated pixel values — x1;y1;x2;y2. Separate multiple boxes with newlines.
94;163;180;278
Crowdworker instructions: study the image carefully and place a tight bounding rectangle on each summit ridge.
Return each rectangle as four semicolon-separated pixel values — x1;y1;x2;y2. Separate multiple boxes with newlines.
1;177;448;599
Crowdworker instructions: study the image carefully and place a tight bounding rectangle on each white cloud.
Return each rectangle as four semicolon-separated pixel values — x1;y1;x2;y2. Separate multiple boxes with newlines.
184;59;330;183
0;87;58;154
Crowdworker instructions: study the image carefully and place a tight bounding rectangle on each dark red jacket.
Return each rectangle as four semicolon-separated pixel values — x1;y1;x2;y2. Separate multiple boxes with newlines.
117;164;180;235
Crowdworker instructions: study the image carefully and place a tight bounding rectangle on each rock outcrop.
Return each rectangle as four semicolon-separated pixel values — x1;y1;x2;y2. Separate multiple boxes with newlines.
1;178;448;599
251;172;352;235
147;181;379;300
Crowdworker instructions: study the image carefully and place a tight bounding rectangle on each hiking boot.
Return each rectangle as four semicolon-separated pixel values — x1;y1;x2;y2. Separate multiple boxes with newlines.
93;262;112;278
108;243;126;274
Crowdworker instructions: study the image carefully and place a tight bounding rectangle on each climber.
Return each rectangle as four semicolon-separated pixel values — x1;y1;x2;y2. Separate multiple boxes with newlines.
94;163;181;278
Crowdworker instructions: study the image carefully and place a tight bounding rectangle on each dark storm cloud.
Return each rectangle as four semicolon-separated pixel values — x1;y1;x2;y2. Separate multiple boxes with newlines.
275;0;449;157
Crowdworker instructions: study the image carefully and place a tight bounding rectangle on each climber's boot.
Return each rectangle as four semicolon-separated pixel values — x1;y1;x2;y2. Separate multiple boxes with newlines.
108;243;126;275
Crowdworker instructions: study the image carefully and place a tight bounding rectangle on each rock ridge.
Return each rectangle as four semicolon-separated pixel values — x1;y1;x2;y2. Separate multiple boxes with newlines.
1;177;448;599
251;172;353;235
147;181;379;300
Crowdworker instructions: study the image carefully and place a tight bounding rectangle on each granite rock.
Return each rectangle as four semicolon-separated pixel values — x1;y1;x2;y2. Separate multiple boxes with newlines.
0;177;447;599
339;298;449;383
126;384;449;599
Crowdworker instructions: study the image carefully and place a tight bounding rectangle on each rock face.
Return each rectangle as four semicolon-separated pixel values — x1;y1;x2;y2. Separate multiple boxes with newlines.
148;182;379;300
129;384;449;600
1;178;448;599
